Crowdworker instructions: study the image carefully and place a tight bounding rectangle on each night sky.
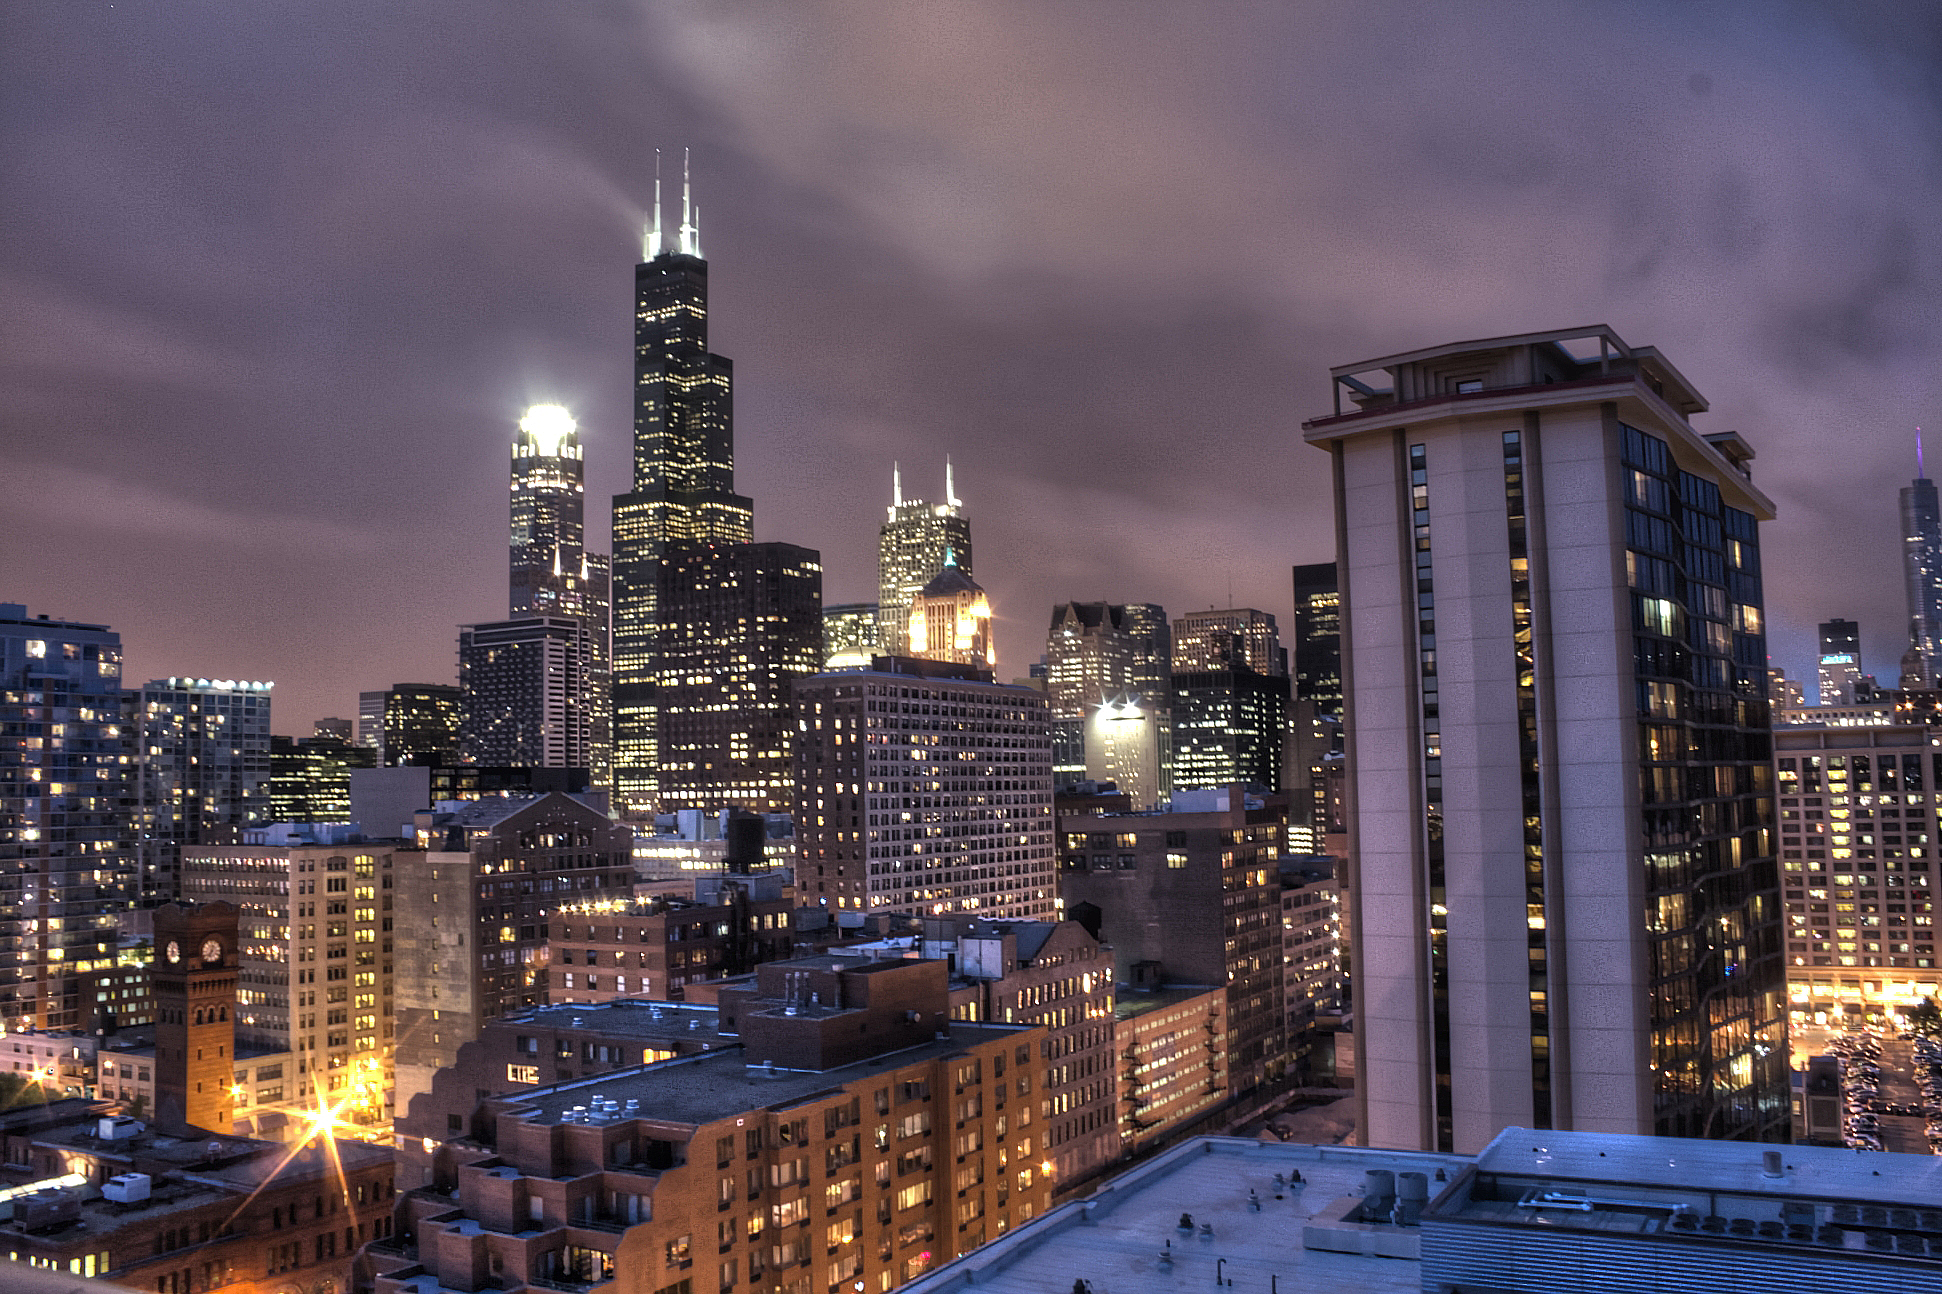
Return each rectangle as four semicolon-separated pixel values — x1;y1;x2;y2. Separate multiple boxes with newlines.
6;3;1941;729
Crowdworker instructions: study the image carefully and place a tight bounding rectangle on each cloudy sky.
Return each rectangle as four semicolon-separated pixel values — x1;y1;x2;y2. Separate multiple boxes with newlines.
6;1;1940;727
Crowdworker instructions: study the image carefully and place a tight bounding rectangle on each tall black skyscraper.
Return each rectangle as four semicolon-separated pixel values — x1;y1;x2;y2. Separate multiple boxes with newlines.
1902;440;1942;687
612;155;754;814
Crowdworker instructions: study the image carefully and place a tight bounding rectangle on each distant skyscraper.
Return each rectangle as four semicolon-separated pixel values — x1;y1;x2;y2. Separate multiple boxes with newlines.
509;403;611;787
793;657;1055;918
267;733;376;824
1291;564;1342;719
0;603;134;1032
907;557;992;670
1818;618;1861;705
611;157;754;815
1902;450;1942;687
1170;666;1288;793
1044;602;1171;798
377;683;463;765
822;602;880;669
1172;607;1288;676
130;676;274;903
655;541;823;813
878;462;972;656
458;616;591;770
1303;326;1784;1152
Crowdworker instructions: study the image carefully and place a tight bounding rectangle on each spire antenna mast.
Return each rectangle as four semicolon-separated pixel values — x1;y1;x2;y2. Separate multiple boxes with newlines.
679;147;696;257
946;455;959;508
645;149;663;261
893;462;903;509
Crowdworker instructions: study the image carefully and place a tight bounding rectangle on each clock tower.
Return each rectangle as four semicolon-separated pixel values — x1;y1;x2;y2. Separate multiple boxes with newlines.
151;902;239;1134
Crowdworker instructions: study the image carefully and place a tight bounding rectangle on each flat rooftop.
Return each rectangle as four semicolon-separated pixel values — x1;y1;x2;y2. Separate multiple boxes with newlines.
900;1136;1465;1294
495;998;730;1047
501;1023;1027;1128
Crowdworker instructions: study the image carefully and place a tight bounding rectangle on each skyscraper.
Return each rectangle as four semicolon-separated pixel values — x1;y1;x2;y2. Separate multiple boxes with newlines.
793;656;1056;918
1172;607;1288;675
1045;601;1171;799
1291;564;1342;719
458;616;591;770
1169;607;1290;793
130;676;274;903
822;601;880;669
370;683;462;765
1302;325;1784;1152
0;603;133;1032
611;157;754;815
510;404;612;785
654;540;823;813
1905;457;1942;688
877;461;972;656
1818;618;1861;706
906;557;992;669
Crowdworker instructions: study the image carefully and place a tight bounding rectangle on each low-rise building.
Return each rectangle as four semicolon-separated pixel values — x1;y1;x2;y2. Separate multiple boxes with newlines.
372;956;1051;1294
1281;858;1343;1084
1113;983;1227;1153
549;872;795;1005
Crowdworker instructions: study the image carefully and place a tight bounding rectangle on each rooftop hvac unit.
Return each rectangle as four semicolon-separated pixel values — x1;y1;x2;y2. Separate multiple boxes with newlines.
103;1173;152;1204
96;1115;144;1141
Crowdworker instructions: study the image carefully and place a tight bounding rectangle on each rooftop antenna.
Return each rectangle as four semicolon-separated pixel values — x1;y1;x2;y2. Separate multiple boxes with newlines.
678;148;696;257
893;461;903;508
1921;426;1927;480
645;150;662;260
946;456;960;508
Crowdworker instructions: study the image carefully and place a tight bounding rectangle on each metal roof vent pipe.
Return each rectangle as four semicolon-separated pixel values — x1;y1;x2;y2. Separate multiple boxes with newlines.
1762;1150;1785;1179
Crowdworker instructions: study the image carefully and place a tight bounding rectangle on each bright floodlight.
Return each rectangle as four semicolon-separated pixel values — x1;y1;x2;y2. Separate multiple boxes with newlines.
520;404;577;456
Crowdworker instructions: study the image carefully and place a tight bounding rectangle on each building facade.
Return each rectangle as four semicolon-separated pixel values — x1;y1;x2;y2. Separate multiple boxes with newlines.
393;794;635;1110
1773;723;1940;1024
824;601;881;669
548;873;795;1005
267;733;376;824
181;831;400;1136
906;561;991;671
459;616;593;770
1903;469;1942;687
360;683;463;766
130;676;273;904
509;403;613;788
1044;601;1170;800
1819;618;1862;707
0;604;134;1033
655;540;823;813
611;169;755;816
793;658;1057;919
878;463;973;657
1302;325;1785;1152
1170;665;1290;794
1056;788;1285;1094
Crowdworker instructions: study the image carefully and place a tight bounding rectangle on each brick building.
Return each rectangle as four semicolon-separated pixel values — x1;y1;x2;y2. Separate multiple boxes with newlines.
549;872;795;1005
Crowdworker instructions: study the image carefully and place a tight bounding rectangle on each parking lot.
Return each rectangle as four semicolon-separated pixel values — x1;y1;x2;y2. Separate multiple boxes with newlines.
1820;1029;1942;1155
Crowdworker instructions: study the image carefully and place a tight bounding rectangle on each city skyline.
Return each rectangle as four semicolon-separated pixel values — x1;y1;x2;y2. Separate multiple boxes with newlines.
7;6;1942;730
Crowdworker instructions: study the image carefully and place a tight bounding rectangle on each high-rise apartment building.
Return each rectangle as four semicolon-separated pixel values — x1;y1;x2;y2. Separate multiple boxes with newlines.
458;616;592;771
611;163;754;815
878;462;973;657
907;559;992;670
1044;602;1170;798
393;792;634;1109
363;682;462;765
654;541;823;813
509;403;612;788
1903;463;1942;688
793;657;1056;918
1302;326;1785;1152
129;677;273;904
1818;618;1862;706
181;830;400;1135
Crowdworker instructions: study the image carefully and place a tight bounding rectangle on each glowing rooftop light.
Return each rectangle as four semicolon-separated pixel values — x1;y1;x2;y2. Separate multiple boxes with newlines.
520;404;577;457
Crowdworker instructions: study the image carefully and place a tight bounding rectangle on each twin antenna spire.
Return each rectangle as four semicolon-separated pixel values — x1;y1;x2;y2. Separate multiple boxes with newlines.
891;458;961;509
643;148;700;261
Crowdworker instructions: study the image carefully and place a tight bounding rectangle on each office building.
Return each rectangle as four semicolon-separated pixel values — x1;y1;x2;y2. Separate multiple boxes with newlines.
1819;618;1862;706
1044;601;1171;799
1112;983;1228;1152
359;683;462;765
1301;325;1785;1152
824;601;881;668
1904;462;1942;688
655;540;823;813
458;616;593;770
0;1096;394;1293
1291;564;1343;718
1769;666;1806;711
1172;606;1287;676
0;604;133;1033
509;402;613;788
376;956;1051;1293
1282;858;1345;1084
267;733;376;824
393;793;634;1110
794;656;1056;918
878;461;973;656
611;160;755;815
180;829;400;1136
1772;724;1940;1022
1057;787;1285;1094
907;559;992;670
128;676;272;904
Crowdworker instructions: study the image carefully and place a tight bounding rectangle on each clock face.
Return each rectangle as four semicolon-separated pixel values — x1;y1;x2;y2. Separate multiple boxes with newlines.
201;937;223;964
164;940;181;965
